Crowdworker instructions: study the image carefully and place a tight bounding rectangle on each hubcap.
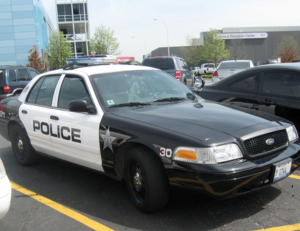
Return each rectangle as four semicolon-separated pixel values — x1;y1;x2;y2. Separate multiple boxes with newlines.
17;139;24;152
133;172;142;192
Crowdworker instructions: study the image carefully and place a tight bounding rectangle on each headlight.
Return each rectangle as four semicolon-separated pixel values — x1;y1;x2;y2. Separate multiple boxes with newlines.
0;158;7;180
286;125;298;142
174;144;243;164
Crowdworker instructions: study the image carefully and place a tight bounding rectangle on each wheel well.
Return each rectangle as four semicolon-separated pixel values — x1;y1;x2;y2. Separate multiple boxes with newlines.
114;142;161;179
7;121;19;140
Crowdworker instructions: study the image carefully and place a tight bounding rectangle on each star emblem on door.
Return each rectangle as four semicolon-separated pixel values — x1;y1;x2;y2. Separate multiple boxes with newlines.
100;127;116;153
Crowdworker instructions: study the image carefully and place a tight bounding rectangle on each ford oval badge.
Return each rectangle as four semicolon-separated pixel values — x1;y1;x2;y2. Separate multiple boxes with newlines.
266;138;275;145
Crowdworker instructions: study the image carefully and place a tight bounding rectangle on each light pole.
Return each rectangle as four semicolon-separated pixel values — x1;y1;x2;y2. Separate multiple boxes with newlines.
132;36;147;56
154;19;170;56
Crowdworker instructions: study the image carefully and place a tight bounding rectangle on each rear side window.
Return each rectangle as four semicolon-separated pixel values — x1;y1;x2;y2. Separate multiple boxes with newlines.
17;69;31;81
26;76;60;106
29;69;39;78
262;72;300;98
219;62;250;69
143;58;175;70
8;69;16;82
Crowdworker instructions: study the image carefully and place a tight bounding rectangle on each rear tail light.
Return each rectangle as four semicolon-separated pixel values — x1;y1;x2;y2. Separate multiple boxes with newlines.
175;70;181;79
3;85;11;93
212;71;218;77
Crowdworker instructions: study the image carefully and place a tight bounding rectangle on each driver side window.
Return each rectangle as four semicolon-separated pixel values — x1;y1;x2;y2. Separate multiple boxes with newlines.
58;76;93;110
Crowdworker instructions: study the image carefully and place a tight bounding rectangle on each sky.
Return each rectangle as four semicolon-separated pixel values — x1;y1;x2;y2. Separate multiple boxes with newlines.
41;0;300;62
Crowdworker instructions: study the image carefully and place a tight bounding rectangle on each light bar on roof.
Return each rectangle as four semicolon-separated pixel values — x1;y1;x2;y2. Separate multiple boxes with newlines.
66;55;117;65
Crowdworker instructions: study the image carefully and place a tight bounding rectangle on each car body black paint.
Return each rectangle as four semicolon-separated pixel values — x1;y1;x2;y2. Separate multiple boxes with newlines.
198;63;300;131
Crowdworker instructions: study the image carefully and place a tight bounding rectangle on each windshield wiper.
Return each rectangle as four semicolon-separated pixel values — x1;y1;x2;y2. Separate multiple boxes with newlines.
153;97;186;102
109;102;152;108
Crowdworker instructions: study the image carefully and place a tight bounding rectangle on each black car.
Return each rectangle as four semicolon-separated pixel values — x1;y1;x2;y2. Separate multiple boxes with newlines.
198;63;300;131
0;65;40;101
142;56;194;86
0;60;299;213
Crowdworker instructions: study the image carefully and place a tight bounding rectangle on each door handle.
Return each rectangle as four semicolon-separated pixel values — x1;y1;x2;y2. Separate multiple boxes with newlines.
264;99;276;105
50;115;59;121
21;110;27;114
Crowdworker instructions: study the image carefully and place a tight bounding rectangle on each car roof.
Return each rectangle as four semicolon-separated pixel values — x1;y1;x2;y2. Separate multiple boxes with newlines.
220;60;252;63
144;56;181;59
43;64;159;76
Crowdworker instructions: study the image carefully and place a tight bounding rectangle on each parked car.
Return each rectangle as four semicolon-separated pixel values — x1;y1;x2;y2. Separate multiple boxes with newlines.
0;158;11;219
198;63;300;132
0;65;40;101
256;59;278;66
212;60;254;82
199;63;216;75
142;56;194;86
0;57;299;213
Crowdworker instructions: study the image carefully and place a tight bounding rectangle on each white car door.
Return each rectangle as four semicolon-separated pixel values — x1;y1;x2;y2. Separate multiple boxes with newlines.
19;75;61;155
49;74;104;172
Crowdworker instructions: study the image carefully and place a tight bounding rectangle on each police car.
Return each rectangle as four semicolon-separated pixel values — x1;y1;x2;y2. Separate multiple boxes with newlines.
0;57;300;213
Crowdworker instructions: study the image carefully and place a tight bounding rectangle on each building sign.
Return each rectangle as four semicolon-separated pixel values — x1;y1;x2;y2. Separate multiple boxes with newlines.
221;32;268;40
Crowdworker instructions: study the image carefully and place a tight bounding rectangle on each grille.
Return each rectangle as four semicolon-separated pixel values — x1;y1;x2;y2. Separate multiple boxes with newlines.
244;130;288;156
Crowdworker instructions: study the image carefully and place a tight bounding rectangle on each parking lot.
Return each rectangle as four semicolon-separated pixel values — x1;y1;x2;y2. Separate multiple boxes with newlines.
0;134;300;231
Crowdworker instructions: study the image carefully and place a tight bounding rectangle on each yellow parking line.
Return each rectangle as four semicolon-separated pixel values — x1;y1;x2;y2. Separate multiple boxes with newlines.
11;181;114;231
289;174;300;180
254;223;300;231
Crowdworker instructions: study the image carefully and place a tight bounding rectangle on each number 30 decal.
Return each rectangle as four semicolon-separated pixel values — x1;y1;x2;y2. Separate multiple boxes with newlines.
159;147;172;158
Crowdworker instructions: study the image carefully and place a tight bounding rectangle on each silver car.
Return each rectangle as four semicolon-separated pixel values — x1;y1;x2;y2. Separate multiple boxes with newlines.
212;60;254;82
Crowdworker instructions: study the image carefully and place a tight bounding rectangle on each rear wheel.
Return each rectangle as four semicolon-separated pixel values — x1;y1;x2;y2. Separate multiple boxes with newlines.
125;147;169;213
11;125;39;166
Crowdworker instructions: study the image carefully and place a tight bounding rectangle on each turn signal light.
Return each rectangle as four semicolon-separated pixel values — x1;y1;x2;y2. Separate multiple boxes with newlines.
212;71;218;77
175;149;197;160
3;85;11;93
175;70;181;79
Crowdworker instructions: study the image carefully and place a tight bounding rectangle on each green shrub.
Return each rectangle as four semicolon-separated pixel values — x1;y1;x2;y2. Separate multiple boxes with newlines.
201;74;212;78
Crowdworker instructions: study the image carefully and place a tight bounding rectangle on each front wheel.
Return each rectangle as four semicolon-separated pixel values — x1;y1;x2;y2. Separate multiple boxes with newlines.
11;125;39;166
125;147;169;213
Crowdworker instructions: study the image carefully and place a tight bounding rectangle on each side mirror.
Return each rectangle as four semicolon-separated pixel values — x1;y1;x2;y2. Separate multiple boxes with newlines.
68;100;96;114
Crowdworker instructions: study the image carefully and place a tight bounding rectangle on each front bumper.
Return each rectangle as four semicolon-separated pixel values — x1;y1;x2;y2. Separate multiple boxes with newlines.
0;175;12;219
166;144;300;199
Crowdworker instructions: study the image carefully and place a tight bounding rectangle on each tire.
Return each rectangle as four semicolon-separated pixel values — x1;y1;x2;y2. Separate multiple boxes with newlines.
11;125;39;166
125;147;169;213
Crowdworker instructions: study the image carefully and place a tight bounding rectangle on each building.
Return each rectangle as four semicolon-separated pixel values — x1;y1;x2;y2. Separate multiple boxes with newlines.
151;26;300;65
0;0;53;66
56;0;90;58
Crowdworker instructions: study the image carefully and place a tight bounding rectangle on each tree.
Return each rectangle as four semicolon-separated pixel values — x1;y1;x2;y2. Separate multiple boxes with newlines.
229;39;247;60
46;30;73;70
179;35;203;66
27;45;45;73
90;24;120;55
277;35;299;63
202;29;230;65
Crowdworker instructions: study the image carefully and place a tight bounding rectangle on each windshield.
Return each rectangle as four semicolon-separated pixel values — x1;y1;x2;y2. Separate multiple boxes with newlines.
90;70;195;108
219;62;250;69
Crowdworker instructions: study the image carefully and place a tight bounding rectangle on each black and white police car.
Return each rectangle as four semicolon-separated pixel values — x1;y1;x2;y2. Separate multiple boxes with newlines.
0;57;300;213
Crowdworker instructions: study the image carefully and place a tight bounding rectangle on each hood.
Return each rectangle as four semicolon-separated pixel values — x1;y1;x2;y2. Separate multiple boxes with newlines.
111;100;284;142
